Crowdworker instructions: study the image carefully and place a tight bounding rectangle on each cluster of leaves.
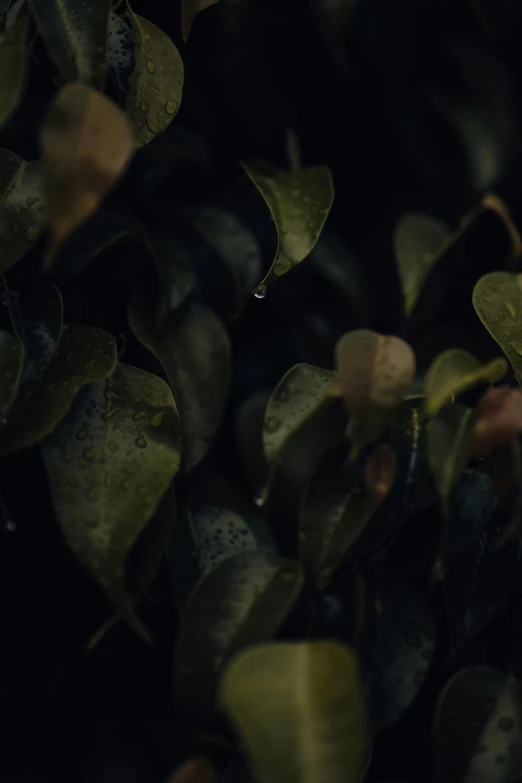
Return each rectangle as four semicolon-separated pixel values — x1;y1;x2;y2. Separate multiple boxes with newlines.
4;0;522;782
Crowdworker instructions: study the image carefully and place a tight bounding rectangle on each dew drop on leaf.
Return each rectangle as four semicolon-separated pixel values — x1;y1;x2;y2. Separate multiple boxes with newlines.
254;284;267;299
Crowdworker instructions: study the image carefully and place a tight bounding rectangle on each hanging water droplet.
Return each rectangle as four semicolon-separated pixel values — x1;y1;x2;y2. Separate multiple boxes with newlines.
254;284;267;299
165;99;177;115
253;489;266;507
135;433;148;448
146;59;155;73
264;416;282;434
132;411;147;421
150;411;164;427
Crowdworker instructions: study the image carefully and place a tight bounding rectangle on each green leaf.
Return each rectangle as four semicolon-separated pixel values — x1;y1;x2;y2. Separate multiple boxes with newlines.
219;641;370;783
300;444;378;590
393;213;451;316
473;272;522;388
41;362;182;641
0;150;46;273
260;363;336;504
181;0;220;42
0;329;24;423
433;667;522;783
30;0;110;87
0;4;28;129
426;403;476;516
126;6;184;147
241;162;334;293
128;289;231;472
175;550;304;731
424;348;507;416
0;324;117;455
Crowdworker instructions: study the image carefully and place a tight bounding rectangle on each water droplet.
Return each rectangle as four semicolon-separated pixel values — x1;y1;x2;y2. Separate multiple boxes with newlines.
76;425;89;441
165;99;177;115
135;433;148;448
506;302;517;319
143;32;151;40
5;520;16;532
146;115;162;134
132;411;147;421
511;342;522;356
140;101;147;111
26;226;39;242
26;196;39;207
498;717;515;732
101;409;116;421
150;411;164;427
264;416;282;434
254;284;267;299
146;59;155;73
253;489;265;507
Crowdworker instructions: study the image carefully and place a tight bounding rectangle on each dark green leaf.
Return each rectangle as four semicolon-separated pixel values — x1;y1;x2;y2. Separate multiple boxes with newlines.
241;162;334;293
371;573;436;732
0;150;46;273
444;527;520;659
41;362;182;641
0;3;28;129
426;403;476;515
424;349;507;417
219;641;370;783
30;0;110;87
175;550;304;730
128;289;231;472
0;324;117;455
126;6;184;147
433;667;522;783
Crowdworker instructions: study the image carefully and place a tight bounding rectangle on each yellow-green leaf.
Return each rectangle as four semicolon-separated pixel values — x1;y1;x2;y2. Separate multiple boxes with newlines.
30;0;111;87
126;6;184;148
219;641;370;783
128;289;230;472
393;212;451;316
260;363;336;503
472;272;522;388
241;162;334;292
0;324;117;455
424;348;507;416
0;330;24;423
175;549;304;731
426;403;476;516
0;4;28;129
0;150;46;273
181;0;219;41
41;362;182;641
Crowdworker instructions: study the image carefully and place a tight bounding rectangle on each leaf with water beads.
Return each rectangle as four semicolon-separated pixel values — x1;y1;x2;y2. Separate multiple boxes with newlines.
259;363;336;504
126;5;184;148
473;272;522;388
30;0;110;87
0;150;46;273
175;549;303;731
241;161;334;294
0;324;117;456
41;362;182;641
433;667;522;783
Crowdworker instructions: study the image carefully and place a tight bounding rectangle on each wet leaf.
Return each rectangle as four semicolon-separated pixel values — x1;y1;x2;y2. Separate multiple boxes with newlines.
167;758;217;783
443;527;520;659
371;573;436;732
175;550;303;731
0;150;46;273
126;6;184;148
0;329;24;424
0;324;117;455
424;349;507;416
0;3;28;129
189;207;262;315
300;444;378;590
41;83;134;266
30;0;110;87
473;272;522;388
219;641;370;783
393;212;450;317
260;363;336;503
470;387;522;457
41;362;182;641
181;0;219;42
241;161;334;292
433;667;522;783
8;281;63;392
189;505;273;576
128;289;231;472
426;403;476;515
107;11;135;96
334;330;415;455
